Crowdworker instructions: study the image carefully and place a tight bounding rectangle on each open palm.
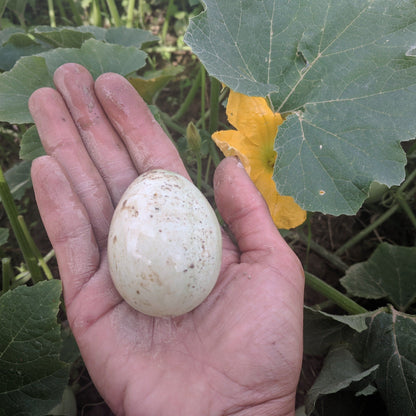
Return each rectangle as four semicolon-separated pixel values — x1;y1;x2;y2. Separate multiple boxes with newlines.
30;64;304;416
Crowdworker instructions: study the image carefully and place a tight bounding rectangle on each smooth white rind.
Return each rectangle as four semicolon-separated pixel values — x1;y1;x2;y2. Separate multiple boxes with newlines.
107;169;222;317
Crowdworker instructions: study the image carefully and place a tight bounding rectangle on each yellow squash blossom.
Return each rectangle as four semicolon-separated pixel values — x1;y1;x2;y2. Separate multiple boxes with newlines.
212;90;306;229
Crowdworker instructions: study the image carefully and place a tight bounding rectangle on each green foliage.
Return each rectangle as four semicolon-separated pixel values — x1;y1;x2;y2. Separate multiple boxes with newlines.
0;280;69;416
341;243;416;311
0;26;156;123
0;1;415;415
303;247;416;415
305;346;379;414
185;0;416;216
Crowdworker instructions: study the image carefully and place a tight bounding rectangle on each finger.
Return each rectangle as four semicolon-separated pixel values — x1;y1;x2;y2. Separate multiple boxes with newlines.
213;157;294;266
94;72;190;179
53;63;138;204
28;87;113;248
31;156;101;305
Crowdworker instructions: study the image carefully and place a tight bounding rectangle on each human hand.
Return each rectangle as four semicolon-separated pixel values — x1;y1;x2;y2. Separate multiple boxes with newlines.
29;63;304;416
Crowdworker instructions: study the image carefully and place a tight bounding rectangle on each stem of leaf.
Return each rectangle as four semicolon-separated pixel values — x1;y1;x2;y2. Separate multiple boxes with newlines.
137;0;145;27
335;204;399;256
91;0;102;26
336;170;416;255
294;230;349;272
67;0;83;25
196;153;202;190
18;216;53;280
126;0;135;28
160;112;186;136
305;272;368;315
47;0;56;27
161;0;175;44
172;67;202;121
55;0;68;22
0;166;43;284
208;77;221;134
106;0;121;27
200;66;206;130
395;191;416;230
1;257;13;295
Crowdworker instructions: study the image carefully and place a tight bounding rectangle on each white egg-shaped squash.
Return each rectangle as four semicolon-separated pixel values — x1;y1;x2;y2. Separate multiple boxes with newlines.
107;169;222;317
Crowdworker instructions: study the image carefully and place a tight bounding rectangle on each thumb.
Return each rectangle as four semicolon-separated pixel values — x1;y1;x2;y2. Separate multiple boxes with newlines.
214;157;292;265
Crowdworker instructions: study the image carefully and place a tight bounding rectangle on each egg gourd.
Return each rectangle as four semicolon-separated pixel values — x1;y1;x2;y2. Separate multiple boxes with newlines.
107;169;222;317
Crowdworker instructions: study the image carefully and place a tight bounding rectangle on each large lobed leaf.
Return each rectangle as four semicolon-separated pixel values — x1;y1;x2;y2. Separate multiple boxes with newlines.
0;39;147;124
358;307;416;416
0;26;155;124
305;346;378;415
185;0;416;215
341;243;416;311
0;280;69;416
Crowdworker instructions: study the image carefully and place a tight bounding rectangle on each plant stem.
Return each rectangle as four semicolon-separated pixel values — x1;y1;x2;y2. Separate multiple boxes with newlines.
335;170;416;256
305;272;368;315
137;0;145;27
67;0;83;25
396;191;416;230
160;112;186;136
195;87;228;130
294;231;349;272
18;216;53;280
335;204;399;256
55;0;67;22
209;140;222;167
200;66;206;130
126;0;135;28
196;153;202;190
0;166;43;284
172;67;202;121
1;257;13;295
47;0;56;27
91;0;102;26
106;0;121;26
399;167;416;192
161;0;175;44
208;77;221;134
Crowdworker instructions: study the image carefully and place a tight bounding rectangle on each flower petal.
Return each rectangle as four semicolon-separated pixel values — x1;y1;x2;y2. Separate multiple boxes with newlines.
226;91;282;147
212;89;306;229
212;130;251;172
254;171;307;229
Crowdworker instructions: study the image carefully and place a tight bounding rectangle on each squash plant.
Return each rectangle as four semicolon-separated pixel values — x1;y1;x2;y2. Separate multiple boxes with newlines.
0;0;415;415
184;1;416;414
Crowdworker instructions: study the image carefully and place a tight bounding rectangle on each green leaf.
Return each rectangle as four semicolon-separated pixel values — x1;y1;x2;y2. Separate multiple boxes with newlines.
3;159;32;200
30;25;95;48
0;39;148;124
185;0;416;215
40;38;148;80
30;25;158;48
0;227;9;245
305;346;378;415
0;55;53;124
0;0;8;20
358;307;416;416
0;27;25;44
303;306;369;356
341;243;416;311
0;280;69;416
105;26;159;47
128;65;184;103
48;386;77;416
0;32;50;71
20;125;45;160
